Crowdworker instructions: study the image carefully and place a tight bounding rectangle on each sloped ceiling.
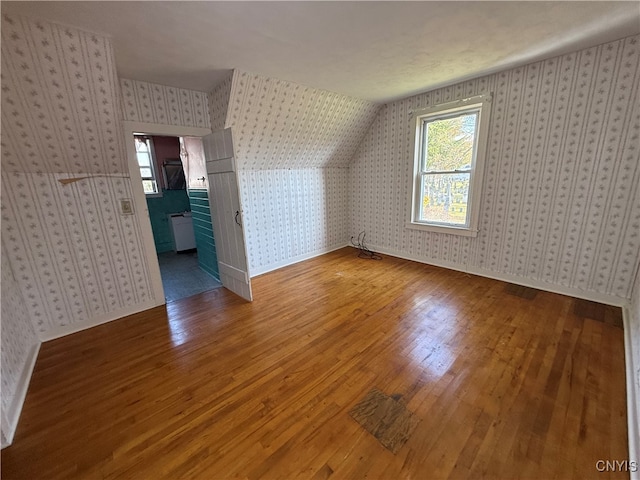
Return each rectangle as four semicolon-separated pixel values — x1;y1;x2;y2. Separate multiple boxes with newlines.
1;14;126;174
226;70;380;169
1;2;638;103
209;72;233;132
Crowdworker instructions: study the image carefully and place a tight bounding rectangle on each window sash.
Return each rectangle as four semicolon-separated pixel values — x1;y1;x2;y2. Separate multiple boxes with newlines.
409;94;492;236
419;169;472;175
418;171;471;227
140;167;153;178
134;136;159;194
136;152;151;167
420;110;479;174
416;109;478;228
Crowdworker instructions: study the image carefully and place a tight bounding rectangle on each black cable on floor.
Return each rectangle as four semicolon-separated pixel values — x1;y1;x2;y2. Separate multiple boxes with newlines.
351;231;382;260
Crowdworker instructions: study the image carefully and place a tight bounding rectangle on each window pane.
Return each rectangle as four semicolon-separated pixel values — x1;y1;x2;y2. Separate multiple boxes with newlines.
142;180;157;194
424;112;477;172
136;152;151;167
135;138;149;153
140;167;152;178
420;172;470;225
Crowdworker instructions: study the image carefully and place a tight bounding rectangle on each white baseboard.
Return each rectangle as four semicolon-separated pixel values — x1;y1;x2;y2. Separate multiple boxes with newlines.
1;342;40;448
39;299;160;342
2;299;161;448
362;243;627;307
250;243;348;278
622;306;640;478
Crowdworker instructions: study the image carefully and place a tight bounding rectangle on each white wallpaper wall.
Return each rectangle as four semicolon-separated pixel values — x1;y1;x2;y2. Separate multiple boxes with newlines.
224;70;377;273
120;78;210;128
349;35;640;302
1;14;126;174
1;242;38;445
208;72;233;132
239;168;349;274
1;15;154;340
629;267;640;464
1;173;153;335
1;15;215;444
227;70;379;169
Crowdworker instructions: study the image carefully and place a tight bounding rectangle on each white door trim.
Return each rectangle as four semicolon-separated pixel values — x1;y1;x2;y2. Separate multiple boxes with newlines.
122;121;212;138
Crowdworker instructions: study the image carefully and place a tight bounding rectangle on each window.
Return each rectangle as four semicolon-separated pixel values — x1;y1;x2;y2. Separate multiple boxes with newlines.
409;94;492;237
134;135;159;195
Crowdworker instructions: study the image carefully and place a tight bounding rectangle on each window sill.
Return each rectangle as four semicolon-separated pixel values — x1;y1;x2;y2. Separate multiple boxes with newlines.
145;192;163;199
406;222;478;237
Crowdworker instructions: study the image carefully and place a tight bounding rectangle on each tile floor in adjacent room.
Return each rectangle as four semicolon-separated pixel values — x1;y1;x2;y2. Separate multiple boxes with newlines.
157;250;222;302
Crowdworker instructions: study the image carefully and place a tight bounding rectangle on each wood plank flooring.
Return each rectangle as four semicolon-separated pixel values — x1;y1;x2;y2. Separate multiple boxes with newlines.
1;247;629;479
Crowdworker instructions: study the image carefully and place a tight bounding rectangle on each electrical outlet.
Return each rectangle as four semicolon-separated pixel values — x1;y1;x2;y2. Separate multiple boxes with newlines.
120;198;134;215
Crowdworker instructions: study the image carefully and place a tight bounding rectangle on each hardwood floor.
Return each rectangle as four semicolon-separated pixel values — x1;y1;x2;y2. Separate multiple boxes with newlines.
1;248;628;479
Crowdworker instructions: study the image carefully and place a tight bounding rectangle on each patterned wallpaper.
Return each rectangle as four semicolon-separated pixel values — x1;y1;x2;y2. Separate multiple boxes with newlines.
1;14;126;174
1;242;38;440
349;35;640;300
1;173;153;334
120;78;210;128
226;70;380;169
239;168;348;274
208;72;233;132
630;267;640;450
1;15;154;339
224;70;377;272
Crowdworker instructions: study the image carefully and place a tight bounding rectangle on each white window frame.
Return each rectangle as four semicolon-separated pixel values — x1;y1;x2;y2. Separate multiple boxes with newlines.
408;94;492;237
134;134;161;197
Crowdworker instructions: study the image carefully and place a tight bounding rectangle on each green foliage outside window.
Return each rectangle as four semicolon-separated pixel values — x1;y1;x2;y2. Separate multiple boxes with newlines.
423;113;476;172
420;112;477;225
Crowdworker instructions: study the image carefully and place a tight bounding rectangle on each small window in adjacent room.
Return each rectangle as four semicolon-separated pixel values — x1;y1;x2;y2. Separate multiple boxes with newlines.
409;94;492;237
134;135;159;195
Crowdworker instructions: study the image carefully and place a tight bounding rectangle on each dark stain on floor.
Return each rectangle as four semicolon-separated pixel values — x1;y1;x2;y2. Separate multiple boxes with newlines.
349;388;419;454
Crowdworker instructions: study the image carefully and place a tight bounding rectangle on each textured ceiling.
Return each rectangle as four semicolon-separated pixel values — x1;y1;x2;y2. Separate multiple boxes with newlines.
2;1;639;103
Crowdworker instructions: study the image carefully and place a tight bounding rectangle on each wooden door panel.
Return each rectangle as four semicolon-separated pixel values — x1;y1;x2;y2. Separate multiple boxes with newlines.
202;129;252;301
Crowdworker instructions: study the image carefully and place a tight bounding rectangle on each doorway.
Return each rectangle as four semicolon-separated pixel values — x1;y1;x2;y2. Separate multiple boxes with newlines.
133;132;221;302
124;121;253;306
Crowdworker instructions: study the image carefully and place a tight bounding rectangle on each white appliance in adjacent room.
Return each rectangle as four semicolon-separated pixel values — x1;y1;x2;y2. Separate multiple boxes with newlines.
169;212;196;252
